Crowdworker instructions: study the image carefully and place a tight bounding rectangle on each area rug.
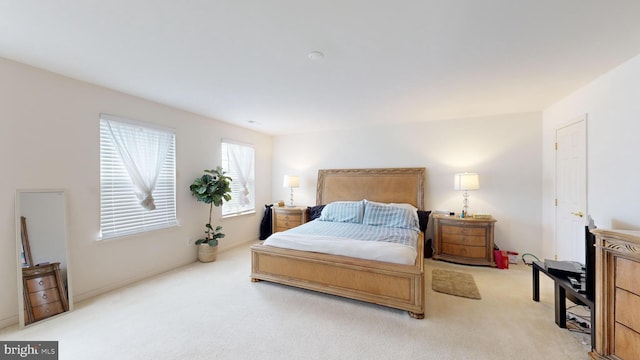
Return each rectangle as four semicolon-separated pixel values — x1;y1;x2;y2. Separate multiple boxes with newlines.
432;269;481;300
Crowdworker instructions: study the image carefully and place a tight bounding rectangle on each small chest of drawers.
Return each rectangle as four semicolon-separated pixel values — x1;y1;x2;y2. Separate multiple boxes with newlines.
433;214;497;267
591;229;640;359
272;206;308;232
22;262;69;325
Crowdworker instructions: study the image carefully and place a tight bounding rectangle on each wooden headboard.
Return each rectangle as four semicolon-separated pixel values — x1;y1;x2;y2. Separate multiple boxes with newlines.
316;168;426;209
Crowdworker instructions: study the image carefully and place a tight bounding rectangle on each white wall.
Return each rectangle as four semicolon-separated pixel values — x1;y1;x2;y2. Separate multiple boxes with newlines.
0;57;272;326
542;53;640;259
272;112;543;258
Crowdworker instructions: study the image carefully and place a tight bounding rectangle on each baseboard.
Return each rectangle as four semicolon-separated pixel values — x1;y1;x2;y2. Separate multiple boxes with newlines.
0;315;18;330
220;238;256;251
74;258;196;302
73;239;257;303
1;239;259;327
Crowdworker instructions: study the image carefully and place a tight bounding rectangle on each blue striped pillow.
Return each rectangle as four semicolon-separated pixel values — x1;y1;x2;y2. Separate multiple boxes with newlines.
318;201;364;223
362;202;419;231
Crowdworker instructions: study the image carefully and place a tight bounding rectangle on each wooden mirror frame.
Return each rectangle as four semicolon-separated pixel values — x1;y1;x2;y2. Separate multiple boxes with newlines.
20;216;34;267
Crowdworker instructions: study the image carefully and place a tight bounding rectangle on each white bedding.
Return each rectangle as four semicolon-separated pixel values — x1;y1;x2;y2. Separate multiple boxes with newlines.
263;220;418;265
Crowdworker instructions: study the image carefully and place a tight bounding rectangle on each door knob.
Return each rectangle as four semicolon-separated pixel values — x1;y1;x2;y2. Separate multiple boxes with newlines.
571;211;584;218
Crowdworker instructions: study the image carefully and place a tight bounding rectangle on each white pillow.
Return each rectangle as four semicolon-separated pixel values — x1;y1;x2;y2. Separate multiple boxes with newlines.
318;200;365;223
364;200;419;227
362;201;419;231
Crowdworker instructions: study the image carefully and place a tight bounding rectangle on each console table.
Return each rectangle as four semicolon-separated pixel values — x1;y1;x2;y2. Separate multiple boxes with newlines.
532;261;594;350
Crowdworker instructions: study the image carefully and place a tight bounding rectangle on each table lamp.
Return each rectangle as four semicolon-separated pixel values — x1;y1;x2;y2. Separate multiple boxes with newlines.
283;175;300;207
454;172;479;217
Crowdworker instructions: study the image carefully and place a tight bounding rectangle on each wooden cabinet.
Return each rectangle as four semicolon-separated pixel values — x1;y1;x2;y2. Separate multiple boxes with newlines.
22;262;69;325
432;214;496;267
272;206;308;232
590;229;640;359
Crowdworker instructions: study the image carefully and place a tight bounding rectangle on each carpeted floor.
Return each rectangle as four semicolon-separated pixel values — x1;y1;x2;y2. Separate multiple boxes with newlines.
0;242;591;359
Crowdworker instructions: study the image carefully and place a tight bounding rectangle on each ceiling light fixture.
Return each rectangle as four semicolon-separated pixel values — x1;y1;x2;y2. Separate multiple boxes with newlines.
307;51;324;60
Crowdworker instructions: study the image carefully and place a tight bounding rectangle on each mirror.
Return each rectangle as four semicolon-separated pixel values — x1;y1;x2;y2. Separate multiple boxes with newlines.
15;189;73;327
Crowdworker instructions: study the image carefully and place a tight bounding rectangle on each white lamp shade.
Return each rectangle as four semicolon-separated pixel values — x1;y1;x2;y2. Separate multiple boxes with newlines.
454;173;480;191
283;175;300;188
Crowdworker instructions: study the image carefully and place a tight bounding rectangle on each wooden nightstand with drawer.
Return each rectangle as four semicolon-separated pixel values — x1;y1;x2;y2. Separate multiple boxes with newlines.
22;262;69;325
272;206;309;233
433;214;497;267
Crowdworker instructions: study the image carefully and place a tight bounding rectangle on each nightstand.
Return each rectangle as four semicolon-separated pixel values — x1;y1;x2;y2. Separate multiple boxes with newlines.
22;262;69;325
272;206;309;232
432;214;497;267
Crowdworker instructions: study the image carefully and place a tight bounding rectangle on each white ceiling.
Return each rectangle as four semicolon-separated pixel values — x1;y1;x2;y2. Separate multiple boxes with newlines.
2;1;640;135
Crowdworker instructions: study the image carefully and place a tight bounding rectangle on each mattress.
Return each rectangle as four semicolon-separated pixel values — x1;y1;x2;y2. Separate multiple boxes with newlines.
263;220;419;265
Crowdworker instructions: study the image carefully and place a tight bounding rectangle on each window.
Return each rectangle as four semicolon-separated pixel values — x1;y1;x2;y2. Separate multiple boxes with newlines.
221;140;255;217
99;114;177;239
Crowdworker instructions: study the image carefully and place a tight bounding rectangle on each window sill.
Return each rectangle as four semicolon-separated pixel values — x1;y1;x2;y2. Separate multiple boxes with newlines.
97;222;180;242
222;210;256;219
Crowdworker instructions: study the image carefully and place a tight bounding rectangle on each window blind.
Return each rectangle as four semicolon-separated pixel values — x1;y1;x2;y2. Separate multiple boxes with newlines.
99;116;177;239
221;140;255;217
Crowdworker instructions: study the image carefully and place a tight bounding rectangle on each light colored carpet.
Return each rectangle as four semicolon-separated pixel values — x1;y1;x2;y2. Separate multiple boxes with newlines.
0;242;591;359
432;269;481;299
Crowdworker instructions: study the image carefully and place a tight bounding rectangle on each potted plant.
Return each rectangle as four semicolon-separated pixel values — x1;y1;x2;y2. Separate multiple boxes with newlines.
190;166;232;262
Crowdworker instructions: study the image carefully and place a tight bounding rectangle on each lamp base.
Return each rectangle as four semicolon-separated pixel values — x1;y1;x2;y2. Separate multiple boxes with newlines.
288;187;295;208
461;191;470;217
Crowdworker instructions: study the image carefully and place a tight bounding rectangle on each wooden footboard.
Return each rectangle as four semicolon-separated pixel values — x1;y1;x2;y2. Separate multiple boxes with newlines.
250;236;425;319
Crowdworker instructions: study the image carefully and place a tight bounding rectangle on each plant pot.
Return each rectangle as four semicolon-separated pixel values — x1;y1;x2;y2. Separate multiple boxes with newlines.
198;243;218;262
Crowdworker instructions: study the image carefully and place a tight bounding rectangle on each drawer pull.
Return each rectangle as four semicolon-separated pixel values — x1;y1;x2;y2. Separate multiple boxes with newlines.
42;294;48;300
38;280;44;286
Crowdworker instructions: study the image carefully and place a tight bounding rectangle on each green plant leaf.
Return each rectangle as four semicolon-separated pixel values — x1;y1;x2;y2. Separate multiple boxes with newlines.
190;166;233;246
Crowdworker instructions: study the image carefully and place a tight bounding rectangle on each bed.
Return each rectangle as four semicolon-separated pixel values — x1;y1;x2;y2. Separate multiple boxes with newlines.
250;167;426;319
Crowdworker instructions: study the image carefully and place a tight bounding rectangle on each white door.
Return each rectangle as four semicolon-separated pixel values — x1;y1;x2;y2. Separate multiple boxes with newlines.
555;116;587;263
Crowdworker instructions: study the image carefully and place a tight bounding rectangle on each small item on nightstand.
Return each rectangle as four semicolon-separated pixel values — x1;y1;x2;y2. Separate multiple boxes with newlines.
277;200;285;207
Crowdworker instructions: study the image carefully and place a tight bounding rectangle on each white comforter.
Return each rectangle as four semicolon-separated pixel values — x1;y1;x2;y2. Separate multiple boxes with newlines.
263;221;418;265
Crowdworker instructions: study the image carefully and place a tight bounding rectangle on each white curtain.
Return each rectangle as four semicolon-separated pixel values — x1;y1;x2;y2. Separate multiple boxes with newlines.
228;143;254;207
106;119;173;210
